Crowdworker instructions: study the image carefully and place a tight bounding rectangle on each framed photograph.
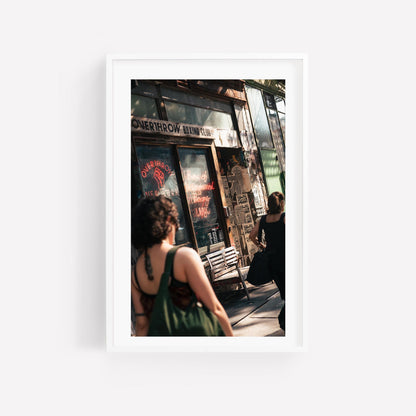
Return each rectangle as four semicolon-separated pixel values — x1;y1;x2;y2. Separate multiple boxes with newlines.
106;55;307;352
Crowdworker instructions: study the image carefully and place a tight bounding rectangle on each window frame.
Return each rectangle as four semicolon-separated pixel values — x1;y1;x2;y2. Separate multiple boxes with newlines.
132;135;230;254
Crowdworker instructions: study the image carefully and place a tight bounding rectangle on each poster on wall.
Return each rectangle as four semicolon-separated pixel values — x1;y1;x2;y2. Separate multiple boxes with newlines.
107;56;306;352
236;193;248;205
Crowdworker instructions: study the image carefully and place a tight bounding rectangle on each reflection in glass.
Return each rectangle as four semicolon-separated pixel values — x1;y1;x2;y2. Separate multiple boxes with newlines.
135;145;190;246
178;148;224;254
275;96;286;113
165;101;233;130
161;87;232;113
245;86;274;149
278;112;285;141
260;149;283;195
275;96;286;140
266;108;286;172
131;95;159;119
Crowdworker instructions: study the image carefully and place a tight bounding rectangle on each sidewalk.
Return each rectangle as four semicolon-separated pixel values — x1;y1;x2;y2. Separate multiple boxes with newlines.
219;281;285;337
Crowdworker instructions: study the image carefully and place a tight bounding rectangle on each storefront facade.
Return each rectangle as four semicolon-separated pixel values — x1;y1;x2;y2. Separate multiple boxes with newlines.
131;80;285;265
245;80;286;195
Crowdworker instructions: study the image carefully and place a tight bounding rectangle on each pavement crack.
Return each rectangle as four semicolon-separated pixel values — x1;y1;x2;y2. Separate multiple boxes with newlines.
231;291;280;327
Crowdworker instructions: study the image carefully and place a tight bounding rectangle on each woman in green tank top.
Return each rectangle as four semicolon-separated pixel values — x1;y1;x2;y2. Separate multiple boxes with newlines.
131;196;233;336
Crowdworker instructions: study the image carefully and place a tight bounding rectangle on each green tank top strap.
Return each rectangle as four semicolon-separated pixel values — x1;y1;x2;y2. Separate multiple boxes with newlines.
159;246;180;292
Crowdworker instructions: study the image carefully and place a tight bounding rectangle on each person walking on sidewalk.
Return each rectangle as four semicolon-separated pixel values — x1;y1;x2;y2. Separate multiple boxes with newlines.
131;195;233;336
249;192;286;331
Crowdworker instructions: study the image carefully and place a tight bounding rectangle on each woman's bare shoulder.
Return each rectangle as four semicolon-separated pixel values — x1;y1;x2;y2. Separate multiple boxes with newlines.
176;246;200;261
174;247;203;278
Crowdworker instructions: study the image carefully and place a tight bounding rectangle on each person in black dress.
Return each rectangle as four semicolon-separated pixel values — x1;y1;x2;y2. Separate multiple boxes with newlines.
249;192;286;332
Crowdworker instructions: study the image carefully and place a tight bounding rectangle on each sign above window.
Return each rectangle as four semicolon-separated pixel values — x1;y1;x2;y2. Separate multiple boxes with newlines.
131;116;239;147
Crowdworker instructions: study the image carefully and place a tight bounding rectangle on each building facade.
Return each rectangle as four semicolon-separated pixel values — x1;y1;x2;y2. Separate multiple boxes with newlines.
131;79;285;265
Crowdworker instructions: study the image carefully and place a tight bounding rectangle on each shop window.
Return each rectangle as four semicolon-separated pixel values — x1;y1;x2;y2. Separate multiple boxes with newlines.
245;85;274;149
134;145;190;246
160;87;232;113
266;107;286;172
165;101;233;130
131;95;159;119
178;148;225;254
264;93;276;109
278;113;285;141
131;81;159;98
275;96;286;140
260;149;284;195
275;96;285;113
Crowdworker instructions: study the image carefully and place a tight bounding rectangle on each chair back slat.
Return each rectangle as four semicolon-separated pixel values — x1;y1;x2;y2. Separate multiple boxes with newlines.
211;264;237;277
204;246;250;300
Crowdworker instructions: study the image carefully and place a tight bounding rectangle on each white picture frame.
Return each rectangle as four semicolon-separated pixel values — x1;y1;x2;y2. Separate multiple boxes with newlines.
106;55;308;352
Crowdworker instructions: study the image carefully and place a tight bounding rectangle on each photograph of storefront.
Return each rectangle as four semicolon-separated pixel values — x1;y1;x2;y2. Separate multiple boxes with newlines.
131;79;286;267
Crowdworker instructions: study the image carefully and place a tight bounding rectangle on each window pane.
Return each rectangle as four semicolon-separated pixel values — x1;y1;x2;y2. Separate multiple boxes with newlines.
264;93;275;109
178;148;225;254
245;86;274;149
266;108;285;171
278;112;285;141
260;149;284;195
131;95;159;119
160;87;232;113
165;101;233;130
275;96;286;113
131;81;159;98
135;145;190;246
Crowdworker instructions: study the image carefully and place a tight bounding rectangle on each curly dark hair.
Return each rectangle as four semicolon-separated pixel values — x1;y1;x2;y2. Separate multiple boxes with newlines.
267;191;285;214
131;195;179;249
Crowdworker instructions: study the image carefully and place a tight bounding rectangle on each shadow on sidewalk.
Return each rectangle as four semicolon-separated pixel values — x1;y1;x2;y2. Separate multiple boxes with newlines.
217;281;284;336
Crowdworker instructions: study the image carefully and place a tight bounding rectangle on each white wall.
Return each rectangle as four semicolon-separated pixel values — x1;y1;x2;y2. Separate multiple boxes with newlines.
1;1;415;415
